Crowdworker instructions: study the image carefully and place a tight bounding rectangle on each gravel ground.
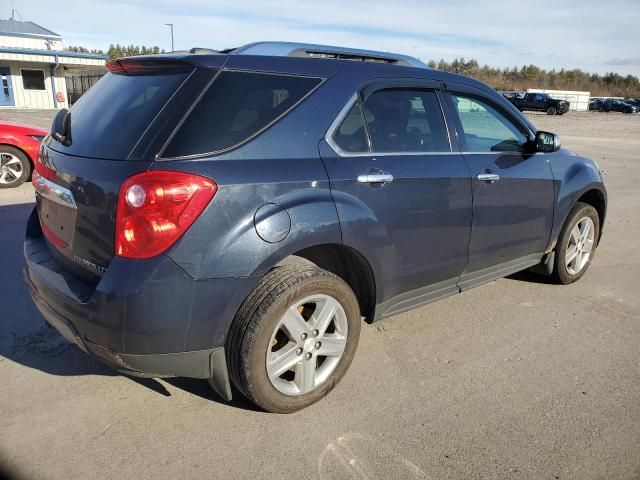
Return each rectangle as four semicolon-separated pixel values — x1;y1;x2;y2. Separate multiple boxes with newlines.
525;111;640;139
1;110;639;480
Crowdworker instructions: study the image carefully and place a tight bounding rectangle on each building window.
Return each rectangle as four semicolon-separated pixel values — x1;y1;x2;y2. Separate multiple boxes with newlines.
21;69;46;90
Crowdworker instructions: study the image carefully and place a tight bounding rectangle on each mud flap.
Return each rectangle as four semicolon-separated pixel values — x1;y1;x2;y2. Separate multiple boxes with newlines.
208;348;233;401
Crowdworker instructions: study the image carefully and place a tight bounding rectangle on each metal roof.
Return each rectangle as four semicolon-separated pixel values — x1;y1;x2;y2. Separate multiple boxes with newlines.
0;46;108;60
0;19;62;39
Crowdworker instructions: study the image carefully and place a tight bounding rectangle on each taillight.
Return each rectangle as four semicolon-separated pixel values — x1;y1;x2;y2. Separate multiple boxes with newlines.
34;144;56;181
115;171;217;259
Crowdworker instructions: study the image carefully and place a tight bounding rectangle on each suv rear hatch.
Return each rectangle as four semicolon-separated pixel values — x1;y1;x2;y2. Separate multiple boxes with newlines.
35;57;218;284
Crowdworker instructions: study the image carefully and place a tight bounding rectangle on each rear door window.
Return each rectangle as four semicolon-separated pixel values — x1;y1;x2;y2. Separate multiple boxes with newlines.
162;71;323;158
331;100;369;153
362;89;450;153
49;70;191;159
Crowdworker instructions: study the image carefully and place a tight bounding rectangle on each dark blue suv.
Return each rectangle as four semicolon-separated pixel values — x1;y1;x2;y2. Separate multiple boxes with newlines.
24;42;607;412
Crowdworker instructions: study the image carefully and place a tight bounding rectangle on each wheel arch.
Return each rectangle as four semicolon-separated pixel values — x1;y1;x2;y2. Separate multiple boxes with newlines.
577;188;606;241
273;243;377;323
551;181;607;250
0;142;34;167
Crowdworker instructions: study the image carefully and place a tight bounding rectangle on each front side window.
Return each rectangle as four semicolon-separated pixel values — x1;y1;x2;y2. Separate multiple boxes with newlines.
163;71;322;157
451;94;528;152
22;69;46;90
363;89;449;153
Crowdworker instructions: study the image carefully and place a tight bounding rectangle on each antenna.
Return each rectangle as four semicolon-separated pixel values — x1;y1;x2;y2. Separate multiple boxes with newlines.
10;1;24;21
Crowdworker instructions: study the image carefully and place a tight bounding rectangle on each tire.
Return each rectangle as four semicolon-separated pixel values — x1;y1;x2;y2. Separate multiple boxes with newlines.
598;107;604;112
227;264;361;413
552;202;600;285
0;146;31;188
546;106;557;115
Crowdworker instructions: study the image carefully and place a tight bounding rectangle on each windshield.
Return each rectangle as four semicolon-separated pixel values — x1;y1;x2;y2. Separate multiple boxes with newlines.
48;70;190;160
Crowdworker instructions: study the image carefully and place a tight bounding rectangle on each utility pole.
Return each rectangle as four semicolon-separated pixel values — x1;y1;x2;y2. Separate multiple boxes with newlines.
165;23;174;52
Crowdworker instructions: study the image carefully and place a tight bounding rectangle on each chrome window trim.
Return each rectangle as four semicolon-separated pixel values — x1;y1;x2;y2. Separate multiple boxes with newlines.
32;170;77;209
461;151;546;155
325;90;456;158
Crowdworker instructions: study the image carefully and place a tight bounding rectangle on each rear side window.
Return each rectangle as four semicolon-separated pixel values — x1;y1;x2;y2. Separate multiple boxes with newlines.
49;71;190;159
162;71;322;158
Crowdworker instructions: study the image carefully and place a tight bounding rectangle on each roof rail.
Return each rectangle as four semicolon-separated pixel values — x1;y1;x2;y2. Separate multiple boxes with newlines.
189;47;220;55
229;41;427;68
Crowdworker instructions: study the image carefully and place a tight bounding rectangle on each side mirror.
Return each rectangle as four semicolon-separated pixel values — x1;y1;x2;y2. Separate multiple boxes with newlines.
51;108;72;146
536;130;560;153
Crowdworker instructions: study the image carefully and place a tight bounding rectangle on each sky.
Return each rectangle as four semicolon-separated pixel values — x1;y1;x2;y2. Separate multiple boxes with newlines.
6;0;640;77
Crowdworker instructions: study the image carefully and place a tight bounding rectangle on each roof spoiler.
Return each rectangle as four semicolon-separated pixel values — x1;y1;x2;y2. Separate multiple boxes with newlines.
106;57;194;74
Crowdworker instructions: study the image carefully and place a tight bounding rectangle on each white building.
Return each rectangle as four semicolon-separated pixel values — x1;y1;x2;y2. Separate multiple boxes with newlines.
0;19;107;109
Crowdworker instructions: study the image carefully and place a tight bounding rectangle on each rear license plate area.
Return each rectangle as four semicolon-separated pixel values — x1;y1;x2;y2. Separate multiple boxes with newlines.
36;192;77;249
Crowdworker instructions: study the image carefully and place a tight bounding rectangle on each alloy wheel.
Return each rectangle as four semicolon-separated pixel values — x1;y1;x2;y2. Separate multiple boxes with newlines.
565;216;595;275
0;152;24;185
266;294;348;396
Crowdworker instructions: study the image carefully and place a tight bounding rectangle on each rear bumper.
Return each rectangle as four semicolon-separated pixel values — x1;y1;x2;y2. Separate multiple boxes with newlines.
29;288;227;384
23;208;257;400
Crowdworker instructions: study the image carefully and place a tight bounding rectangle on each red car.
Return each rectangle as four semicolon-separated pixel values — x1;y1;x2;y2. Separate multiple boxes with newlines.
0;121;48;188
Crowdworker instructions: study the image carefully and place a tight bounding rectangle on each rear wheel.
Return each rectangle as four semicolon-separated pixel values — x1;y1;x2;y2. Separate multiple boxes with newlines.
0;146;31;188
227;265;361;413
546;106;557;115
553;203;600;284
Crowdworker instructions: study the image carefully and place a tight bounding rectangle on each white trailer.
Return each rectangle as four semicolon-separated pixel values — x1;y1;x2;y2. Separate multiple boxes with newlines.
527;89;590;112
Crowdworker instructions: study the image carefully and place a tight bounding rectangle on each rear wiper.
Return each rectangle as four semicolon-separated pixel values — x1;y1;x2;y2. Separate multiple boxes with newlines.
51;108;72;146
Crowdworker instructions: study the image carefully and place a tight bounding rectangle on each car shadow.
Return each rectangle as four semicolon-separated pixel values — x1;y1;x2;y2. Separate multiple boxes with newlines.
507;269;556;284
0;201;256;411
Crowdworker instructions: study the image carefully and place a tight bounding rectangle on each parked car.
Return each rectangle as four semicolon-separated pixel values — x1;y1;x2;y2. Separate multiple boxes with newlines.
591;98;637;113
506;92;570;115
589;99;604;111
502;91;524;100
24;42;607;413
0;121;47;188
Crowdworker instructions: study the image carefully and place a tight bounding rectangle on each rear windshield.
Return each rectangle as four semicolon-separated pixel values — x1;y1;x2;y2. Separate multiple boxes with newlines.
162;71;322;158
49;70;189;159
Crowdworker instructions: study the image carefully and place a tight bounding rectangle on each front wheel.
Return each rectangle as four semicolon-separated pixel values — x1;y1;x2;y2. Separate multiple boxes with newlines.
553;203;600;284
546;106;557;115
227;264;361;413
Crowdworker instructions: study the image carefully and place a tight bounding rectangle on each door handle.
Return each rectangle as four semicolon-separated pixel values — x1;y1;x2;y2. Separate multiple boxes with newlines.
477;173;500;183
357;173;394;184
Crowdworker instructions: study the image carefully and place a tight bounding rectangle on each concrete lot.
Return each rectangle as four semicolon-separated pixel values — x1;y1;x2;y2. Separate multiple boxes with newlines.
0;109;57;130
1;111;639;479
